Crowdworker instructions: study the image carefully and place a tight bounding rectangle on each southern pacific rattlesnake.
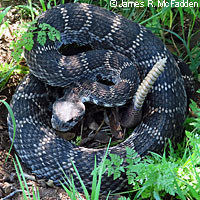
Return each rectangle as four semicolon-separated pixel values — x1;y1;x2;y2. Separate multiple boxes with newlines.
8;3;190;193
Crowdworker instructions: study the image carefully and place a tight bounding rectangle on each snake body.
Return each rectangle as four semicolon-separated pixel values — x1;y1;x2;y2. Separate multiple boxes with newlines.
8;3;189;193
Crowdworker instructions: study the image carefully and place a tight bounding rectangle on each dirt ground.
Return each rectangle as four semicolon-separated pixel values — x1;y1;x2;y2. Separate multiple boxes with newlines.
0;1;200;200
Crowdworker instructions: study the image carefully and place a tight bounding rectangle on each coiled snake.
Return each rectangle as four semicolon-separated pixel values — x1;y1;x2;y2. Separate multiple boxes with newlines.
8;3;190;193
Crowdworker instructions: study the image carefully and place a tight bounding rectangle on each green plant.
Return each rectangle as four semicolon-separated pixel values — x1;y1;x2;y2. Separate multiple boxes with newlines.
39;0;65;11
12;141;113;200
16;2;39;21
60;142;111;200
39;0;47;11
0;6;11;24
99;97;200;199
0;99;16;162
0;20;60;91
13;155;40;200
37;23;61;45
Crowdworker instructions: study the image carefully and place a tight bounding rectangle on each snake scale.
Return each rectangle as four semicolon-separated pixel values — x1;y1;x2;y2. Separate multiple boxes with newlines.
8;3;190;193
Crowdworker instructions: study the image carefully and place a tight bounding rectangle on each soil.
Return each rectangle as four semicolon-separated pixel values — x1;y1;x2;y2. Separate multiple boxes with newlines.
0;1;200;200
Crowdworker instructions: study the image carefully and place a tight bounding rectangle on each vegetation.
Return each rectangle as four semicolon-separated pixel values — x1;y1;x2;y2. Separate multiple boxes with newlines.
1;0;200;199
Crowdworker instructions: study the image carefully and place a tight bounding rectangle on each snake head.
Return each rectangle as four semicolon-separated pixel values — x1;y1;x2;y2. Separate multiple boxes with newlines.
51;89;85;132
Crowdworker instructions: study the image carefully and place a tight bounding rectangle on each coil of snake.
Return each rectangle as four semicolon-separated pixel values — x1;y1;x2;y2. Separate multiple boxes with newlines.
8;3;192;193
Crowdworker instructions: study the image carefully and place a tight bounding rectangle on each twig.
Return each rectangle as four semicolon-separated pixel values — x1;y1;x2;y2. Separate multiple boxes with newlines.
2;189;22;200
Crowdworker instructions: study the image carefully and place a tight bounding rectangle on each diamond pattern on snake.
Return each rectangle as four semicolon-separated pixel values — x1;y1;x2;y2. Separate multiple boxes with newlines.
8;3;193;193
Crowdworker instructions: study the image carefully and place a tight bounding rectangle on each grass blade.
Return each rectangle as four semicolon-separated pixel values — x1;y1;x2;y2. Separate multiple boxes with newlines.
91;157;97;199
0;6;11;24
28;0;35;21
71;161;90;200
60;175;82;200
13;157;28;200
0;99;16;163
58;164;83;200
39;0;47;11
15;155;32;199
